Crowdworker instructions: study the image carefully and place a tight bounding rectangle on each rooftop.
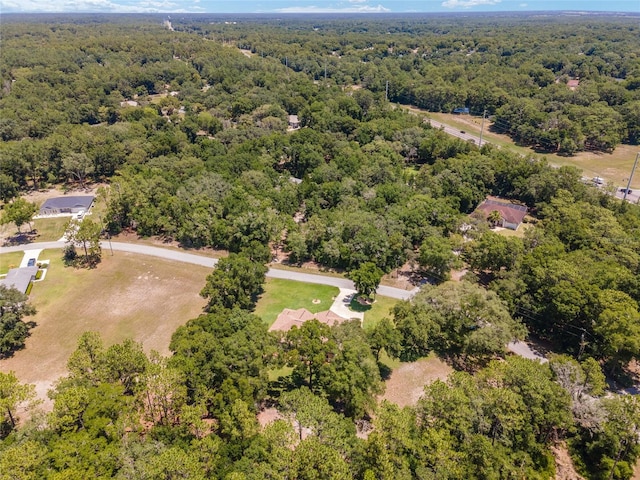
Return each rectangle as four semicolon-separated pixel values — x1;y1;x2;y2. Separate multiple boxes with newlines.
0;266;38;294
475;197;528;226
40;196;94;213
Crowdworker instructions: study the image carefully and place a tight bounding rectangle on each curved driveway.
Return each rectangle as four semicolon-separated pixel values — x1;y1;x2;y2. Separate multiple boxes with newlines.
0;241;417;300
1;240;543;359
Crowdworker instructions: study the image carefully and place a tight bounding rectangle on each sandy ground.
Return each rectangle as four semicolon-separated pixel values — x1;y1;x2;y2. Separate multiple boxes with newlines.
552;443;585;480
380;356;453;408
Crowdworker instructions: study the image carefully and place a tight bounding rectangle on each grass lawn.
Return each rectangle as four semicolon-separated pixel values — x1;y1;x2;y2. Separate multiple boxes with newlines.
32;217;69;241
254;278;339;327
352;295;399;330
0;252;25;274
0;249;210;404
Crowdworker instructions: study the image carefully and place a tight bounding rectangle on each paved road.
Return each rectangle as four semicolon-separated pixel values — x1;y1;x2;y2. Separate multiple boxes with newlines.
428;118;485;146
0;241;416;300
1;240;541;359
507;341;547;363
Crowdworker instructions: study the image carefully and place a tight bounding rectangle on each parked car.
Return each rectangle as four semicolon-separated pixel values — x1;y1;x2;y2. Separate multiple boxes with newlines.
27;258;36;267
620;188;633;194
593;176;604;185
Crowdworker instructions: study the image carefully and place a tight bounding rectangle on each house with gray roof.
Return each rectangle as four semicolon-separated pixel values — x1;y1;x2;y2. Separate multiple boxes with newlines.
0;266;38;294
39;196;94;216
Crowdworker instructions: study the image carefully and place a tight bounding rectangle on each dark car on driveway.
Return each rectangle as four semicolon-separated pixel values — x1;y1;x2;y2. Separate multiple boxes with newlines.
27;258;36;267
620;188;633;194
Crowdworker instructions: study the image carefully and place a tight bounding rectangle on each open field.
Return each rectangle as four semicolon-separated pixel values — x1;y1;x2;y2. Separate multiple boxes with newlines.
254;278;340;326
380;354;453;408
0;249;210;404
422;110;640;189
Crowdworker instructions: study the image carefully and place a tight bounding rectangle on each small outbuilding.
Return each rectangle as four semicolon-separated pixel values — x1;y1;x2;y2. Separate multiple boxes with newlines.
39;196;94;216
288;115;300;129
474;197;528;231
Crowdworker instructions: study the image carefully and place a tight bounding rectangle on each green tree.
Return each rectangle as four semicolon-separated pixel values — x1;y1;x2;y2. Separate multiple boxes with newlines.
0;371;36;436
102;339;149;395
393;281;525;364
62;152;94;188
66;331;105;385
64;218;102;267
348;262;384;299
320;320;384;418
285;319;336;390
0;197;37;233
0;285;36;358
417;235;457;282
200;253;267;311
594;289;640;372
367;317;402;361
169;307;275;411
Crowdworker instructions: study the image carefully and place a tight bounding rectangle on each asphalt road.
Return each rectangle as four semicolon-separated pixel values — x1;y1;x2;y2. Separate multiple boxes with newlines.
427;118;485;146
0;240;540;360
0;241;416;300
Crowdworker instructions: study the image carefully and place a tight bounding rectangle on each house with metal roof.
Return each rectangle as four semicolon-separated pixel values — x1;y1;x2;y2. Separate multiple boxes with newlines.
0;266;38;294
39;196;94;216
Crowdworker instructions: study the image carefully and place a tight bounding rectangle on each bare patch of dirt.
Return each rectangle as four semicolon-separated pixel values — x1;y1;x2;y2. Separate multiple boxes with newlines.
380;262;422;290
552;442;585;480
257;407;281;428
381;356;453;407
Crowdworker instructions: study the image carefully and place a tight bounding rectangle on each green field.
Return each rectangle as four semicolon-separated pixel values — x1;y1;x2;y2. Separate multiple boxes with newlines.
352;295;400;330
254;278;340;326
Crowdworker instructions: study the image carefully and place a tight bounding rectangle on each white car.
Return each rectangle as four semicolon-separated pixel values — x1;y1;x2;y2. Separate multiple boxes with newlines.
75;210;85;220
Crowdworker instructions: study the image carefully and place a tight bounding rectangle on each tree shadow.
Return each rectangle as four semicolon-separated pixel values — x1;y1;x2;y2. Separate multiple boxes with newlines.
2;230;38;247
348;296;371;313
377;361;393;380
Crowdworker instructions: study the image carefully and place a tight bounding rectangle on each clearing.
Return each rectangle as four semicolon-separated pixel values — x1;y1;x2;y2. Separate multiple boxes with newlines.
380;354;453;408
0;249;210;406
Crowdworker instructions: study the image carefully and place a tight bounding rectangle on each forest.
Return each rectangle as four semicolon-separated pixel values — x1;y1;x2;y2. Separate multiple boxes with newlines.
1;12;640;479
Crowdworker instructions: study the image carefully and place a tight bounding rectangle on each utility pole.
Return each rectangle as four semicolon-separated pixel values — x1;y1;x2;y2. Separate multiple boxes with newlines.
385;80;389;102
578;331;587;359
623;152;639;201
479;109;486;147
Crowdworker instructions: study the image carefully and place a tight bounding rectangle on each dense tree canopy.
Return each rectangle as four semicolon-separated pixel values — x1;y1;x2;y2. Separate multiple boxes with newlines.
1;13;640;480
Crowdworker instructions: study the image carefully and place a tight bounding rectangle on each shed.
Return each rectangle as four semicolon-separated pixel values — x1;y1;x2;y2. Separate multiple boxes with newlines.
0;266;38;294
475;197;528;230
288;115;300;129
39;196;94;216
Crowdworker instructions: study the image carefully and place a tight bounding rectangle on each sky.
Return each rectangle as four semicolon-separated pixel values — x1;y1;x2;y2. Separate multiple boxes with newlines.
0;0;638;14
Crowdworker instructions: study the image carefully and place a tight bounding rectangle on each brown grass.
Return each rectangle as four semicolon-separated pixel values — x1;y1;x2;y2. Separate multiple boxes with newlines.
380;355;453;407
0;249;210;405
